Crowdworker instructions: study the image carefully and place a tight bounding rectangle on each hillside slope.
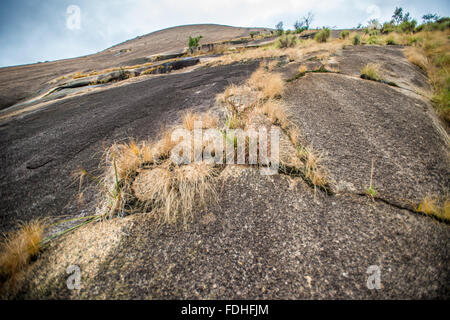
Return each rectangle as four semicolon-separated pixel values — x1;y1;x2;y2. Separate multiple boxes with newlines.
0;25;449;299
0;24;268;110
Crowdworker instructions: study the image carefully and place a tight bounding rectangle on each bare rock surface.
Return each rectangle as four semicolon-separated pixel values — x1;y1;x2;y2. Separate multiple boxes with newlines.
285;72;448;205
0;31;448;299
335;45;431;92
19;167;450;299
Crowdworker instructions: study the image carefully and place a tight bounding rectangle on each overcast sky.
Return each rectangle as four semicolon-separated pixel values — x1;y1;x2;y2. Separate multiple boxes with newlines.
0;0;449;67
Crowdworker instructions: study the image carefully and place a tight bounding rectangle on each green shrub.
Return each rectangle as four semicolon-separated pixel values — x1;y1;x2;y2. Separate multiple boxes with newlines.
399;19;417;33
314;28;331;43
188;35;203;52
407;35;423;46
352;34;361;45
367;35;380;44
381;22;396;34
295;26;308;34
417;17;450;32
339;30;350;39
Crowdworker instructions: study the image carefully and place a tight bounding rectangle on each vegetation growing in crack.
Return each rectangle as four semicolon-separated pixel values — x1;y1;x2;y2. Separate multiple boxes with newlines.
416;195;450;222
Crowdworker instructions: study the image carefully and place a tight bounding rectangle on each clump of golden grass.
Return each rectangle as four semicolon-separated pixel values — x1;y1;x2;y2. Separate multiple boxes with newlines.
0;220;44;292
90;109;221;224
404;47;429;71
217;83;251;103
265;60;279;72
205;35;344;69
418;30;450;123
288;127;301;147
297;146;328;189
207;46;283;66
182;111;218;130
361;63;381;81
130;161;217;225
258;99;288;129
108;140;142;181
141;67;157;75
154;127;180;158
72;72;90;79
216;63;329;191
417;195;450;222
299;65;308;73
247;66;284;99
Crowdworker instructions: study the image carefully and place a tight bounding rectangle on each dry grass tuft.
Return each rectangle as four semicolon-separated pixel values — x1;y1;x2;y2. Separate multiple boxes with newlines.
155;127;179;158
297;146;328;189
361;63;381;81
132;162;217;225
404;47;429;71
417;195;450;222
258;99;289;128
108;140;142;181
299;65;308;73
288;127;301;147
419;30;450;122
247;67;284;99
93;109;221;224
0;220;44;292
182;111;218;130
207;47;283;66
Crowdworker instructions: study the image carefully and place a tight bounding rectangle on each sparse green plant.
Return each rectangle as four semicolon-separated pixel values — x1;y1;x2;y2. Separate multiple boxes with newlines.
295;26;307;34
381;21;396;34
314;28;331;43
225;114;243;129
365;185;378;198
352;34;361;45
339;30;350;39
399;19;417;33
367;35;381;44
188;35;203;53
365;159;378;200
407;35;423;46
